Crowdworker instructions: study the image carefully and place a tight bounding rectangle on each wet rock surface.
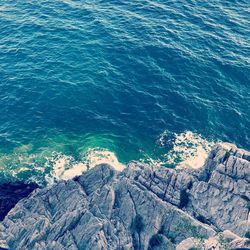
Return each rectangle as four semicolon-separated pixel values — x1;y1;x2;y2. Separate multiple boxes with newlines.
0;143;249;249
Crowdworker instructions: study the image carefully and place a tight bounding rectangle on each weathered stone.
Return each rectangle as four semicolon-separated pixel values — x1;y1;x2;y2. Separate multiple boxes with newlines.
188;143;250;236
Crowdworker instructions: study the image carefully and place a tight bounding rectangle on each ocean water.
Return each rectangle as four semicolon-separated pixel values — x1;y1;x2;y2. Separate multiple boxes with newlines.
0;0;249;185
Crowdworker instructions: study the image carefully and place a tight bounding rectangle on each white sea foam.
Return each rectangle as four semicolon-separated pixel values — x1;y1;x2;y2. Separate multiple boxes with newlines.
45;148;125;184
83;148;125;171
0;132;215;185
49;131;216;183
45;154;87;183
60;163;87;180
0;146;125;186
158;131;217;169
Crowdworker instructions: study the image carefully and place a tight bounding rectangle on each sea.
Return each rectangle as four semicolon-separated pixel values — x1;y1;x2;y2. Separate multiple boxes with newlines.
0;0;249;185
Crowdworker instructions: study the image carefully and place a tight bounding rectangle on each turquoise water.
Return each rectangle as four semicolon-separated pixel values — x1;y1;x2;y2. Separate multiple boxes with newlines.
0;0;249;184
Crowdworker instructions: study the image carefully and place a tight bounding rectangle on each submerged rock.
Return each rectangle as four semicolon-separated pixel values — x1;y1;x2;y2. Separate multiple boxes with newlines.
0;143;249;249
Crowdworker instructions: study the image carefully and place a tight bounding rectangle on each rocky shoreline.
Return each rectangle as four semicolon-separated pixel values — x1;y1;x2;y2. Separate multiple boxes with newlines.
0;143;249;249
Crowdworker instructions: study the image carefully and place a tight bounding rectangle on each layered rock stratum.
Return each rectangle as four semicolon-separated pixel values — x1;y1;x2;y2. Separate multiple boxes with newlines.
0;143;249;249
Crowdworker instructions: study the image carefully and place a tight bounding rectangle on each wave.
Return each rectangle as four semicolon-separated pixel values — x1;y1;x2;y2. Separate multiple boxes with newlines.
154;130;217;169
47;148;125;184
0;131;217;185
0;147;125;186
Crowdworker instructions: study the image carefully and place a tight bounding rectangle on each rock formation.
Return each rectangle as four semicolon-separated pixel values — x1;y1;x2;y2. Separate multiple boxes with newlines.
0;181;38;221
0;143;249;249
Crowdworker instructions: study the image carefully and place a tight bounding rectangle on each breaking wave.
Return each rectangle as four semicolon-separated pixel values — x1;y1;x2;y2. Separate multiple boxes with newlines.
48;148;125;184
154;130;217;169
0;131;217;186
0;147;125;186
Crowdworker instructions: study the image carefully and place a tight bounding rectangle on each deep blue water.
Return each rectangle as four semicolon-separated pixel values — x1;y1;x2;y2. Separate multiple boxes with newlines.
0;0;249;184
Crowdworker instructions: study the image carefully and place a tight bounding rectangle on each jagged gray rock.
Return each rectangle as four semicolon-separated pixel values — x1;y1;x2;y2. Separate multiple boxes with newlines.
188;143;250;236
0;143;249;250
